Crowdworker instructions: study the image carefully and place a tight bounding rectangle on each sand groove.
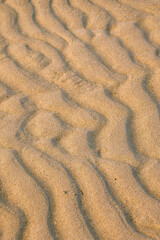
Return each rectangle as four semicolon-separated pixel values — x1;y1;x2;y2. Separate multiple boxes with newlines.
0;0;160;239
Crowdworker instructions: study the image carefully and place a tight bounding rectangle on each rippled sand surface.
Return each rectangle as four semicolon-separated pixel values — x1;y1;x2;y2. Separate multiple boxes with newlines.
0;0;160;239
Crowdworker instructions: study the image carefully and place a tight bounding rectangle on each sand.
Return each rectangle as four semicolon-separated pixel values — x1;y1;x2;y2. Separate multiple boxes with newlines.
0;0;160;239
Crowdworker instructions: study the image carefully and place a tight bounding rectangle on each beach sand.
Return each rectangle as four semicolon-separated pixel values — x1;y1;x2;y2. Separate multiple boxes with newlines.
0;0;160;239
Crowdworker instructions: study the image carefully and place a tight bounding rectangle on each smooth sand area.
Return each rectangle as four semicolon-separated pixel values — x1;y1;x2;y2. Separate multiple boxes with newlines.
0;0;160;239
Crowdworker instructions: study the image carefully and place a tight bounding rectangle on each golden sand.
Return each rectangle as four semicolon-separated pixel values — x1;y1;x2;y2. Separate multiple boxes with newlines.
0;0;160;239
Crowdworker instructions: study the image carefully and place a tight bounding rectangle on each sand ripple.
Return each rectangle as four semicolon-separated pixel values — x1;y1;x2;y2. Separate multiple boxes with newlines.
0;0;160;239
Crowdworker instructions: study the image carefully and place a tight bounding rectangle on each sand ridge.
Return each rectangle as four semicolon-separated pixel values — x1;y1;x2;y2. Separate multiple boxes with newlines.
0;0;160;239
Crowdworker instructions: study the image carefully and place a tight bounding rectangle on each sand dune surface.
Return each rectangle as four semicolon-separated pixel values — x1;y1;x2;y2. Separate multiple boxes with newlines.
0;0;160;239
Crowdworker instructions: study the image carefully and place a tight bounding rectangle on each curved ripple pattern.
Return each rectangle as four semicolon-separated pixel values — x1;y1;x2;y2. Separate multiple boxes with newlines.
0;1;160;240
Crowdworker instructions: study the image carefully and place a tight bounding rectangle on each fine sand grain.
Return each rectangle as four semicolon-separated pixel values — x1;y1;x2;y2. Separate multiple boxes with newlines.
0;0;160;239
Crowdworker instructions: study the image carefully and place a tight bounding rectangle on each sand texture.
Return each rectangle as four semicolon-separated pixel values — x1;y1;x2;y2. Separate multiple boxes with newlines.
0;0;160;239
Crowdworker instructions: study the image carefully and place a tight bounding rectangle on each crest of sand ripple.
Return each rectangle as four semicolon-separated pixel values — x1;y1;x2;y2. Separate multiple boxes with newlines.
0;202;21;240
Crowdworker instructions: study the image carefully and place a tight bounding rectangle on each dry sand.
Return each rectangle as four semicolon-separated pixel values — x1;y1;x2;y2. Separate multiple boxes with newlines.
0;0;160;239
